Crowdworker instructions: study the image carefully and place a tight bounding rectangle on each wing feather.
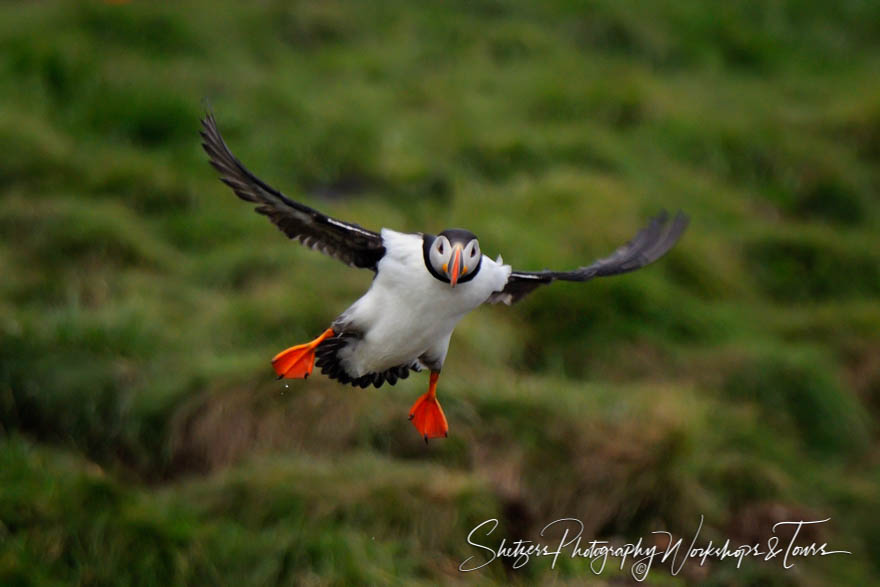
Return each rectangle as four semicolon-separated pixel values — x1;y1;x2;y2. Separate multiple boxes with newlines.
488;210;689;305
200;113;385;270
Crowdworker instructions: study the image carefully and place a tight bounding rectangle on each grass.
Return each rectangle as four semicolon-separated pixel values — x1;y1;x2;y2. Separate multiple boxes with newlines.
1;0;880;584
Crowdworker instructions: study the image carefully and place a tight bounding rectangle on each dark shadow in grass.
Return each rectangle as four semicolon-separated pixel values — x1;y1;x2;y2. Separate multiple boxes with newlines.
305;174;376;200
723;349;870;457
82;85;198;148
745;232;880;302
76;2;201;57
791;173;867;227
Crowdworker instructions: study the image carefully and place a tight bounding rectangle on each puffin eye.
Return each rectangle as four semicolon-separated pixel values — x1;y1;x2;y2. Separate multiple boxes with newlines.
470;247;477;258
437;243;444;255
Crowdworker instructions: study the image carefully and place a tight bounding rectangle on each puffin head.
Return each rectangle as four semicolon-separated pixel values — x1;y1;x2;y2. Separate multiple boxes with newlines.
423;229;482;287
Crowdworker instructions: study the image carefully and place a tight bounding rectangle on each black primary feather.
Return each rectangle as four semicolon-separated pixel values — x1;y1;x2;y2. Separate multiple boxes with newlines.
488;210;689;305
200;113;386;271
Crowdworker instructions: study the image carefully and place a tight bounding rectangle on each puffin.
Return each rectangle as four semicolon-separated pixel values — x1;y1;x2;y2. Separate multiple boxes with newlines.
200;113;689;442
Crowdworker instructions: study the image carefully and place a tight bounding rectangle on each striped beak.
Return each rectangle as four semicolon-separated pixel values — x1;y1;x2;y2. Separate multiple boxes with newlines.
448;245;463;287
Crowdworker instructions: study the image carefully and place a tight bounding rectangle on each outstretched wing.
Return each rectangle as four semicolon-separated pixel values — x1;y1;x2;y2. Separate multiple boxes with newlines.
488;210;689;305
200;113;386;271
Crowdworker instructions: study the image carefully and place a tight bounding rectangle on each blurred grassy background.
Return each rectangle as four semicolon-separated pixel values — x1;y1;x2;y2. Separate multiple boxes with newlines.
1;0;879;584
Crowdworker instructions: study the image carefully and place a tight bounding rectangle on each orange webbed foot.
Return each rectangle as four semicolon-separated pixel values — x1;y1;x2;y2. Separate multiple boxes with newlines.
408;371;448;443
271;328;334;379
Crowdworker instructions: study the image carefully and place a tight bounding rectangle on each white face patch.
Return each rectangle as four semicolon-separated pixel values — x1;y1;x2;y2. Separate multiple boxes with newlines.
429;235;452;274
463;239;480;270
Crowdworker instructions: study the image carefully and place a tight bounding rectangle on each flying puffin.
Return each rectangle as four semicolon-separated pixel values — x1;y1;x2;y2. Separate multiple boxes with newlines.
200;114;689;443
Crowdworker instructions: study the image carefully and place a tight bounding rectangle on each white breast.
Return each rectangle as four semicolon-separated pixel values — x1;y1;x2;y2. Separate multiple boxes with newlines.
335;229;511;377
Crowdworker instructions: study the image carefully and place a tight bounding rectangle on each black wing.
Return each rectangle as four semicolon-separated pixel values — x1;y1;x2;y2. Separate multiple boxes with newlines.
488;210;689;305
200;113;386;271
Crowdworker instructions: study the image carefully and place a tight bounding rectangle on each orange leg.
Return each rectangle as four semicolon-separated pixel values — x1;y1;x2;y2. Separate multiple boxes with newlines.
271;328;334;379
408;371;448;443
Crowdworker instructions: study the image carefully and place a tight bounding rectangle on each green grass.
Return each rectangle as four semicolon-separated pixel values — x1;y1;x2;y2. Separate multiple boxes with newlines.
2;0;880;584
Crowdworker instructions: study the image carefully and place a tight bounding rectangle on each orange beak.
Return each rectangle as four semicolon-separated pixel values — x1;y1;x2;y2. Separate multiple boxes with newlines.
449;246;462;287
